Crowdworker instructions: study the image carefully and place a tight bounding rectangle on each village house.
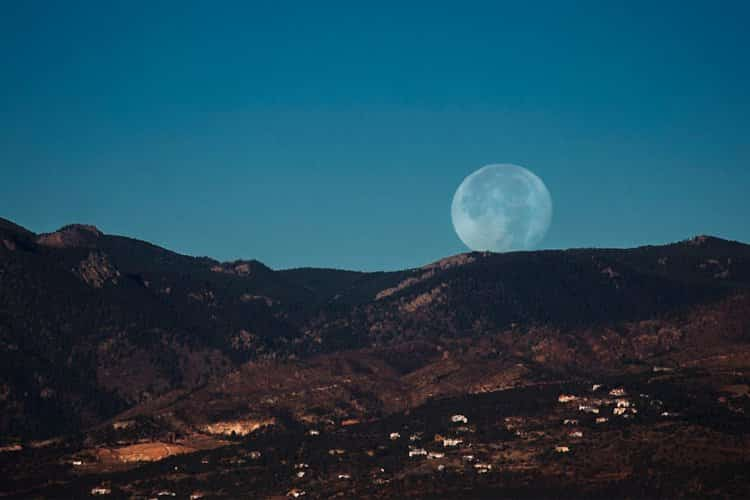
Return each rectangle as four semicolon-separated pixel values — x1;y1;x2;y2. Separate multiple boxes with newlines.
609;388;626;397
569;431;583;438
443;438;463;448
558;394;578;403
451;414;469;424
337;473;351;480
306;429;320;436
409;448;428;457
428;451;445;459
249;450;262;459
613;407;627;416
555;446;571;453
616;399;630;408
91;486;111;496
563;419;579;425
409;432;423;442
389;432;401;440
578;405;600;414
596;417;609;424
157;491;176;497
592;384;603;391
474;463;492;474
287;488;306;498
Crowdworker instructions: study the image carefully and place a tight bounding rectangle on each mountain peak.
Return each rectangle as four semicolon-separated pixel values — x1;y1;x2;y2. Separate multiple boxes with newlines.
680;234;746;249
37;224;103;248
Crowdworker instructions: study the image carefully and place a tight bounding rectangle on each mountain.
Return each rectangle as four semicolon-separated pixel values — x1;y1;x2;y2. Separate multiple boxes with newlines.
1;218;750;498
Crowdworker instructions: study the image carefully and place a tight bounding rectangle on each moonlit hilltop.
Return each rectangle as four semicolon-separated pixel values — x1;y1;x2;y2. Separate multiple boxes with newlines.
2;218;750;497
2;2;750;499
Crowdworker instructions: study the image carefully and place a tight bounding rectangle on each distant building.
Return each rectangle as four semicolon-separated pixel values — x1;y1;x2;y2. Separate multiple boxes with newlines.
578;405;600;414
442;438;463;448
555;446;571;453
451;414;469;424
389;432;401;440
474;463;492;474
558;394;578;403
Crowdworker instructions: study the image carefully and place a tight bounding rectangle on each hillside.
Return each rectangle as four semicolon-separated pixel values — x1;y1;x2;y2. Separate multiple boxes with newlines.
2;218;750;497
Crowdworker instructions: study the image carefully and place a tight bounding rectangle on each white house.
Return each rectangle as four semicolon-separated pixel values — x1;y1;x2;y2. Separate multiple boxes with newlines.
443;438;463;448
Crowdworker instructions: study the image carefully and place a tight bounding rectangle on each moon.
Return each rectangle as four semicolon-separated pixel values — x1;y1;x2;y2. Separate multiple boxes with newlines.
451;164;553;252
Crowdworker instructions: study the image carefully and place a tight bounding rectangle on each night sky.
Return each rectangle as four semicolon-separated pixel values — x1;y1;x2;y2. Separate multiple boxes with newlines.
2;1;748;270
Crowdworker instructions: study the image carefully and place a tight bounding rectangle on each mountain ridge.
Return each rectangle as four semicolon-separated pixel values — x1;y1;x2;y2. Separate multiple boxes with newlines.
3;217;750;497
1;215;749;440
4;216;749;271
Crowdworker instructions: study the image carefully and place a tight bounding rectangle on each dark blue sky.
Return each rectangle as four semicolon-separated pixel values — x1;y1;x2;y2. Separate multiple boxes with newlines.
2;1;748;270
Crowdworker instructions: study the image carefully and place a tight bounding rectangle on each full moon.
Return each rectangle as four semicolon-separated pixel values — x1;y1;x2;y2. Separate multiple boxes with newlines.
451;164;553;252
